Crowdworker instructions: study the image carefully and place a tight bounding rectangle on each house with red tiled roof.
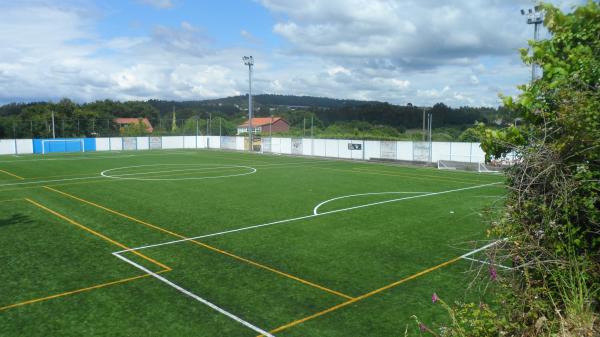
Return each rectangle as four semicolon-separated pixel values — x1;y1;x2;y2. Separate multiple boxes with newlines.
114;118;154;133
237;117;289;135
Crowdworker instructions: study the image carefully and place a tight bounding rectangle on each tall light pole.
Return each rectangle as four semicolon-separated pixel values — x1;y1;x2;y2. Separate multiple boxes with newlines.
521;5;544;82
427;111;433;162
51;111;56;138
243;56;254;151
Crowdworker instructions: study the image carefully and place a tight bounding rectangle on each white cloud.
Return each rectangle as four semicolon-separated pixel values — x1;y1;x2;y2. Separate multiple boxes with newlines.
1;0;570;106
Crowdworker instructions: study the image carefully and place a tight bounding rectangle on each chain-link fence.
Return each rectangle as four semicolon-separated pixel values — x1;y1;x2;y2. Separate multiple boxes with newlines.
0;117;234;139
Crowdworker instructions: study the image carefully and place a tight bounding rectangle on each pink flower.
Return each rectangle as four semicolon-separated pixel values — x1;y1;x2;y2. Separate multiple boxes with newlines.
431;293;439;303
489;266;498;281
419;322;428;332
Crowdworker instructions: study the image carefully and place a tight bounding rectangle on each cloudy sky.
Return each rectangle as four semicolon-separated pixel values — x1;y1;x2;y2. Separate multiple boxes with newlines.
0;0;584;107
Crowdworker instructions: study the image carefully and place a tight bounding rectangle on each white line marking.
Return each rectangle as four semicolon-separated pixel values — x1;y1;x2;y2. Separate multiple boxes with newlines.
101;164;257;181
312;191;432;215
107;166;236;177
462;256;513;270
459;238;507;258
112;253;275;337
0;160;336;187
116;182;502;254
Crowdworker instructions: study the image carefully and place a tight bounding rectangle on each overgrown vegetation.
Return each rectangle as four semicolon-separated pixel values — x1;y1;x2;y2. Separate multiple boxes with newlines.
415;2;599;336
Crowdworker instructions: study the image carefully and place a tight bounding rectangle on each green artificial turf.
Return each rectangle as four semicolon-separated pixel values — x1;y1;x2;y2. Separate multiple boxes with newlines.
0;149;505;336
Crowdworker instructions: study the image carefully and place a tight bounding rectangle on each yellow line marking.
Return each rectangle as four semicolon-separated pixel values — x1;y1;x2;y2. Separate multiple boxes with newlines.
0;270;169;312
258;257;462;336
188;240;354;300
0;169;24;180
25;198;171;272
28;172;100;179
0;177;109;194
43;186;353;300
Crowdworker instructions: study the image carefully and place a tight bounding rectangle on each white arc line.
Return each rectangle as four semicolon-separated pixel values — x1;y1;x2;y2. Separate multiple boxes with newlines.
116;182;502;254
101;164;257;181
112;252;275;337
312;191;432;215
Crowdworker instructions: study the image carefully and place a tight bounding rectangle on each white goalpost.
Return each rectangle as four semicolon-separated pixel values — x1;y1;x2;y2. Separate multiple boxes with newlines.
477;162;503;174
41;139;85;155
437;160;503;173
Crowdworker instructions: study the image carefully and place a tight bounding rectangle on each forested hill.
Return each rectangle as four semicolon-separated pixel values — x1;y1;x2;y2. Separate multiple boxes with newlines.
0;95;514;139
146;94;377;116
200;94;377;108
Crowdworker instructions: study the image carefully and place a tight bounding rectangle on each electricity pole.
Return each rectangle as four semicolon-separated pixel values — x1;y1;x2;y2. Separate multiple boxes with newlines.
521;6;544;82
422;108;426;141
51;111;56;138
243;56;254;151
303;117;306;137
428;112;433;162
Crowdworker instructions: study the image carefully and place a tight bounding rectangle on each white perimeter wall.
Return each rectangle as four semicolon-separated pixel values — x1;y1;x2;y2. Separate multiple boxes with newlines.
235;136;245;151
109;137;123;151
16;139;33;154
136;137;149;150
0;139;16;155
302;139;313;156
0;136;488;163
208;136;220;149
183;136;196;149
96;138;110;151
162;136;184;149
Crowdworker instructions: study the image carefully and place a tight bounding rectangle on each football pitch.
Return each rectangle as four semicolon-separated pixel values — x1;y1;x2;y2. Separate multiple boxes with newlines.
0;149;505;336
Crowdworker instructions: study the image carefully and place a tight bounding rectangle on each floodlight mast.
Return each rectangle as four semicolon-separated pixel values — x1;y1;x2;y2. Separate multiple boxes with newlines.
521;5;544;82
243;56;254;151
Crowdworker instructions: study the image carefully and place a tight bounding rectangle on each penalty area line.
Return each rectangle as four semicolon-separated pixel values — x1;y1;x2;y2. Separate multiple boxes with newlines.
256;239;507;336
112;252;275;337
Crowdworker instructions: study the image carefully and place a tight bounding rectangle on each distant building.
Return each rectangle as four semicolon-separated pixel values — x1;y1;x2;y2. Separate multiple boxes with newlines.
114;118;153;133
237;117;289;135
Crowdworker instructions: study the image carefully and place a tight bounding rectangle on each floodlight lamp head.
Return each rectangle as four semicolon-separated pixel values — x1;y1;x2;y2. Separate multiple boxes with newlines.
520;9;525;15
242;56;254;66
528;8;533;14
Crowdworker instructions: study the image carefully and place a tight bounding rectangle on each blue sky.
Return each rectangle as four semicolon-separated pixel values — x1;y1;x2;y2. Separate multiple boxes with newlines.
0;0;585;107
95;1;279;49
